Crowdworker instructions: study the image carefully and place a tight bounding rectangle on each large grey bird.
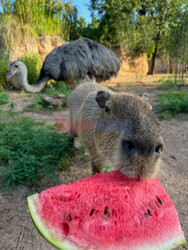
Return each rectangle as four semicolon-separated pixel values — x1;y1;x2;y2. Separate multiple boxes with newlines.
6;38;120;93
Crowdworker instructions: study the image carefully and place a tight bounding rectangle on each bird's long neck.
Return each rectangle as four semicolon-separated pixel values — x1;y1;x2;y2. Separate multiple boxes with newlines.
19;72;48;93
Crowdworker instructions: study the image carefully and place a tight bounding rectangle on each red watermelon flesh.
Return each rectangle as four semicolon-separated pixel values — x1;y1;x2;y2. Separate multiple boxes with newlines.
27;171;186;250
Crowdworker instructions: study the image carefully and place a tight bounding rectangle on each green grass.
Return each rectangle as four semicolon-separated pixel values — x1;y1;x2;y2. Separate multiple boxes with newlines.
0;15;37;51
0;91;9;105
157;76;187;90
0;117;75;189
25;82;72;111
45;82;72;98
156;89;188;119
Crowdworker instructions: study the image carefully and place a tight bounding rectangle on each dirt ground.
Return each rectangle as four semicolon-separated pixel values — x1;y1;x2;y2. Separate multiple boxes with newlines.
0;77;187;249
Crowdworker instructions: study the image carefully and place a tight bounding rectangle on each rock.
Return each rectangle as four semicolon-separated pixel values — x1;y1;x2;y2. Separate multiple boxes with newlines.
42;95;67;108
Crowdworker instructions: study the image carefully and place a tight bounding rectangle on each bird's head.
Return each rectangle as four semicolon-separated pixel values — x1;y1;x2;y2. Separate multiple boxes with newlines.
6;61;27;80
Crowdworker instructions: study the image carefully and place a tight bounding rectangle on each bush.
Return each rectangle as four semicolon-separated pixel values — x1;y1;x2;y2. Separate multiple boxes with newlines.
156;89;188;119
18;53;42;84
0;117;74;189
0;15;36;51
0;91;9;105
0;50;9;90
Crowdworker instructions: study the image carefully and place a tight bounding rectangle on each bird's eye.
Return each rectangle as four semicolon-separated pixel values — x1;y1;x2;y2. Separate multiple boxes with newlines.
14;65;18;68
121;140;134;152
155;145;163;155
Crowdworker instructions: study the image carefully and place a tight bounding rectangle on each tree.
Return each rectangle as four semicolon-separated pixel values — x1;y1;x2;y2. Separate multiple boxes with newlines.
139;0;185;74
90;0;136;44
166;3;188;81
89;0;187;74
81;16;100;41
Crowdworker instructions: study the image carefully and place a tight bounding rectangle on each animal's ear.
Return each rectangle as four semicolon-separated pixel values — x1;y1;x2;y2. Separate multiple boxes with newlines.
96;91;111;113
139;93;152;111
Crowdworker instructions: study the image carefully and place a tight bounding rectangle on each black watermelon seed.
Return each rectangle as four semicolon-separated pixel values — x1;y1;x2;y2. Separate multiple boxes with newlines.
104;206;109;215
147;209;151;216
90;209;95;217
157;198;162;205
144;212;148;217
67;215;72;222
104;207;109;215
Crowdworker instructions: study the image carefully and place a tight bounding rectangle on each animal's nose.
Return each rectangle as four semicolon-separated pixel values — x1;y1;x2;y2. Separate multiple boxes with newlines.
142;140;164;156
154;142;164;156
121;138;164;156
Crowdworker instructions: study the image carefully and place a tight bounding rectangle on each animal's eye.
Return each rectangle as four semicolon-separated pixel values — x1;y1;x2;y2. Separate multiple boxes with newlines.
155;145;163;155
14;65;18;68
121;140;134;152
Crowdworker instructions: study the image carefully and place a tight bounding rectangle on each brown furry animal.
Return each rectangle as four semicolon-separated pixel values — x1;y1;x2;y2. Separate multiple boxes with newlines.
68;82;164;179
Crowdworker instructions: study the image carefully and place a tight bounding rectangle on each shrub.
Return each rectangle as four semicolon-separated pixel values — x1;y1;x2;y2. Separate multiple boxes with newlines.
18;53;42;84
0;117;74;189
0;50;9;90
0;15;36;51
156;89;188;119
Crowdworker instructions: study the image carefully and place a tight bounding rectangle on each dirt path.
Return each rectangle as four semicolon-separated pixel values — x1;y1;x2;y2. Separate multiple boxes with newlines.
0;85;187;249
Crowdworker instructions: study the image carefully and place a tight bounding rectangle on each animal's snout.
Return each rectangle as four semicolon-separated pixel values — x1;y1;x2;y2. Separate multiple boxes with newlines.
121;138;164;157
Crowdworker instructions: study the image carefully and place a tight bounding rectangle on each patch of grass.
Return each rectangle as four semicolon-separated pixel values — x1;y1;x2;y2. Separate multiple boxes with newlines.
0;117;75;189
46;81;72;99
156;89;188;119
24;93;44;111
0;105;18;122
18;53;42;84
157;76;181;90
0;91;9;105
25;82;72;111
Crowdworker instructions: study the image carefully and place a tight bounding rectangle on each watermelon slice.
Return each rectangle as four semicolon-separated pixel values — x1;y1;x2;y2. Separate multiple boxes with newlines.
27;171;186;250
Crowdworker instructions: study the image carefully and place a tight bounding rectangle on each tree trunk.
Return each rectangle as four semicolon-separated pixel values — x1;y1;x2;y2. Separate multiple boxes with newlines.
148;31;161;75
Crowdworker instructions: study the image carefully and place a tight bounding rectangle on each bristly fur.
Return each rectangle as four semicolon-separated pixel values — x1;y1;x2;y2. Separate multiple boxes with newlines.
68;82;164;179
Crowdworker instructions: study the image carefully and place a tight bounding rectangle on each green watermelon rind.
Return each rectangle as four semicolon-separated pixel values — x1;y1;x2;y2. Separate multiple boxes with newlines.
27;193;186;250
27;194;80;250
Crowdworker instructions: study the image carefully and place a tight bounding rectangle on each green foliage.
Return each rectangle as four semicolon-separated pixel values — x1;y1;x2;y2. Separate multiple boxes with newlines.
0;0;83;40
0;117;74;189
156;89;188;119
45;82;72;99
157;77;178;90
0;15;37;51
0;91;9;105
18;54;42;84
89;0;187;61
165;3;188;80
90;0;136;45
0;50;9;90
81;16;100;41
25;82;72;111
